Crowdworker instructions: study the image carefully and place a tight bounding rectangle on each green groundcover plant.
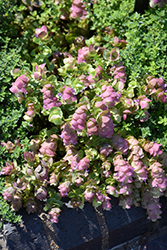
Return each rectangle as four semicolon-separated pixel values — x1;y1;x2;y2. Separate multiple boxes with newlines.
1;0;167;225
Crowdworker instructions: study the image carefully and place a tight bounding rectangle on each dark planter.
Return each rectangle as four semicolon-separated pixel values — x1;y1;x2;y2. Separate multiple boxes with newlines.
3;197;167;250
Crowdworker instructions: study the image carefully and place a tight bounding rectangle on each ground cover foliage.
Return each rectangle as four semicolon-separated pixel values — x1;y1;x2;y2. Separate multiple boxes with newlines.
0;0;167;225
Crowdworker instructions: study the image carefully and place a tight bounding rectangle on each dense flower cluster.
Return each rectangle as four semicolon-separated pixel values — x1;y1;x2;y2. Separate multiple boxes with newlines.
70;0;87;20
41;84;61;110
9;75;29;103
111;64;127;90
60;85;77;104
101;85;121;108
24;102;35;122
145;76;167;103
33;63;46;80
77;45;93;64
39;135;58;157
97;111;114;138
61;122;78;145
4;2;167;225
70;105;87;132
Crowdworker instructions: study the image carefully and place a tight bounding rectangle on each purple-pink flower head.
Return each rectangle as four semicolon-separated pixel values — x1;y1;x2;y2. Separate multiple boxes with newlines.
77;45;93;64
35;25;48;39
1;161;14;175
58;181;70;197
101;85;121;108
84;188;95;202
100;144;113;158
111;135;129;155
102;196;112;210
111;64;127;90
137;95;151;109
143;140;162;157
149;160;167;190
70;105;87;132
2;186;15;202
112;36;128;48
61;122;78;146
150;0;167;8
113;154;134;184
77;157;90;171
60;85;77;104
131;160;148;182
95;101;108;111
9;75;29;95
49;173;59;186
70;0;87;20
41;84;61;110
33;63;46;80
39;136;57;157
24;103;35;122
147;199;162;221
97;111;114;139
86;118;98;136
24;151;35;163
49;207;61;223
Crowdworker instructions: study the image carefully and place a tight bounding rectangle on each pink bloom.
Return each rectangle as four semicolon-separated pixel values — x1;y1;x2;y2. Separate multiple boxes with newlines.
49;208;61;223
84;189;94;202
60;86;77;104
143;141;162;157
87;118;98;136
49;173;59;186
41;84;61;111
24;151;35;162
75;178;83;187
113;154;134;184
102;196;112;210
147;199;162;221
58;182;70;197
101;85;121;108
137;95;151;109
9;75;29;96
77;45;93;64
35;25;48;39
3;187;15;201
33;63;46;80
24;103;35;122
97;111;114;138
61;122;78;146
111;135;129;155
1;162;14;175
77;157;90;171
70;0;87;20
39;136;57;157
70;105;87;132
100;144;113;158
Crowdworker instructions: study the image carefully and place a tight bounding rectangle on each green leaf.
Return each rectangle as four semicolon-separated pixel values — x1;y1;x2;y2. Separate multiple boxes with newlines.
49;107;63;125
